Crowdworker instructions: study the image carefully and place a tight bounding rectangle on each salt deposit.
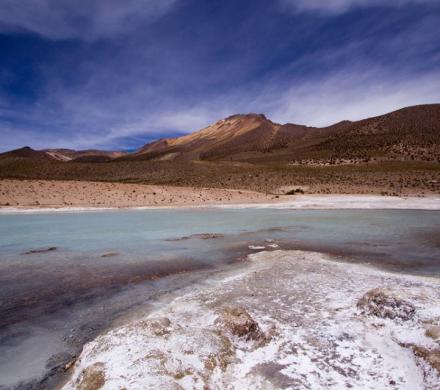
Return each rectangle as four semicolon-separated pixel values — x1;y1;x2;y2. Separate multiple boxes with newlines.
63;250;440;389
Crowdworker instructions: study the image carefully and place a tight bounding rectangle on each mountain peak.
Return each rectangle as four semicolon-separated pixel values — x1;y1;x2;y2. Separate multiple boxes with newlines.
0;146;51;159
2;104;439;164
224;113;269;121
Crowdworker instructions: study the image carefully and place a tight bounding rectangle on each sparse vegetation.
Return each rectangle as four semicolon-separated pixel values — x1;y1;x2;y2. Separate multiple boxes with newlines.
285;188;305;195
0;158;438;195
0;104;439;195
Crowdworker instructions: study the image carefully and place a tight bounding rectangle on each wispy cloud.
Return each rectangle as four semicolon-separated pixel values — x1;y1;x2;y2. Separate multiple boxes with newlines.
3;63;439;151
0;0;178;40
281;0;438;14
0;0;438;151
267;68;440;126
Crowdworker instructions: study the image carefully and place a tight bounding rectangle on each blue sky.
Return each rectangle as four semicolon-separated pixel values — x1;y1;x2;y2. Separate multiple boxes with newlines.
0;0;439;151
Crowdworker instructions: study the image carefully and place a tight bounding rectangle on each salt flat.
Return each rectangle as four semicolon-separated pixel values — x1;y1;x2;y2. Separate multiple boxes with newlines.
62;250;440;390
1;179;439;214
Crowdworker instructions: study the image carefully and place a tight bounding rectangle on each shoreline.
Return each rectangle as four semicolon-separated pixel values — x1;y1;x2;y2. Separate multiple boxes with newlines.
1;194;439;213
61;249;440;389
0;179;280;211
1;179;439;213
2;209;439;389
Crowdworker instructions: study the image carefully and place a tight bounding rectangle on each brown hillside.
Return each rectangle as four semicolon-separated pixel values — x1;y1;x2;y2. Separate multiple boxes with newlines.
0;104;439;196
129;104;440;163
242;104;440;164
127;114;312;161
0;147;53;160
3;104;439;164
308;104;440;162
45;149;127;162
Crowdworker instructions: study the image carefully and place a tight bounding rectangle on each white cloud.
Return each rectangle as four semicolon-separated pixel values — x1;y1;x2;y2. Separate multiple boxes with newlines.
281;0;437;14
2;65;439;152
0;0;438;151
267;68;440;126
0;0;177;40
89;108;222;148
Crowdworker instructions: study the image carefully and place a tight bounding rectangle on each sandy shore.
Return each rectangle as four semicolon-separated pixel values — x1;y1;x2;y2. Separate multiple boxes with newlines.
1;179;439;212
62;250;440;389
217;194;440;210
0;179;279;209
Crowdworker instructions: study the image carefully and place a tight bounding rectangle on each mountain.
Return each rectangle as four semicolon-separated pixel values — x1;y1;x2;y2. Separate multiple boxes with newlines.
128;104;440;163
0;146;54;160
303;104;440;163
1;104;439;164
128;113;314;161
44;149;127;162
0;147;127;163
0;105;438;195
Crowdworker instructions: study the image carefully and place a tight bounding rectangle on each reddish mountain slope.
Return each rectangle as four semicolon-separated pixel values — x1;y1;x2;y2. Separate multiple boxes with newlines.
45;149;127;162
306;104;440;162
128;114;312;161
1;104;439;164
0;147;54;160
130;105;440;162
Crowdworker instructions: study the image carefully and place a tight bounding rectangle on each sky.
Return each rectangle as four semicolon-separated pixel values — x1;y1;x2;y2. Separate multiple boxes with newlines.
0;0;439;151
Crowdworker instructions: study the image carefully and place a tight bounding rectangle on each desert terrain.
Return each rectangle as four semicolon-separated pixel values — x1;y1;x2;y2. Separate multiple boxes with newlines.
2;179;439;210
62;250;440;389
1;104;439;205
0;180;281;208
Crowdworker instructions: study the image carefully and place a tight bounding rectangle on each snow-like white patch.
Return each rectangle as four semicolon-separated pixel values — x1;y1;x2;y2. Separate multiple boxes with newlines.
0;206;118;214
62;250;440;389
215;195;440;210
248;245;266;250
2;195;439;214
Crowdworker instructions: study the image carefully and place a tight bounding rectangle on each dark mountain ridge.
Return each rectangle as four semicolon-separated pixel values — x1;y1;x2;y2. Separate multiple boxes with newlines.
1;104;439;164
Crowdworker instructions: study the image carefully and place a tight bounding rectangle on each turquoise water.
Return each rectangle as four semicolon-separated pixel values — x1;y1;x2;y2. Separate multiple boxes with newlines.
0;208;439;389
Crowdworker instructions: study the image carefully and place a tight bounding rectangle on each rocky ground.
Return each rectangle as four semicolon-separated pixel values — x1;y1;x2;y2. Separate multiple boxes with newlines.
2;179;439;210
1;158;439;196
61;250;440;390
0;179;280;208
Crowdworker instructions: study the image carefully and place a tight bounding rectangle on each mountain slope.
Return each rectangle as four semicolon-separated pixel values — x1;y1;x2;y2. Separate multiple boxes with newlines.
0;147;54;160
1;104;438;196
45;149;127;162
1;104;439;164
128;114;312;161
129;104;440;163
305;104;440;162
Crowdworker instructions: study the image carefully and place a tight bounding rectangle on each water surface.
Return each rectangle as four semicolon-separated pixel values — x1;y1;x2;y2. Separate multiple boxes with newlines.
0;208;439;389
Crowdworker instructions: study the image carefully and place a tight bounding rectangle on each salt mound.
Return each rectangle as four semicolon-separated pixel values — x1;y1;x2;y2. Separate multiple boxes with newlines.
357;288;416;321
215;305;264;342
63;250;440;389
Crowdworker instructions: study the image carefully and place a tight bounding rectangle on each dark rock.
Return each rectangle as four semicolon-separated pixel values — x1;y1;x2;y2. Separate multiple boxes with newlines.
22;246;58;255
64;358;77;371
399;344;440;374
192;233;224;240
137;317;171;336
215;305;263;341
425;325;440;340
357;288;415;321
100;251;119;258
412;345;440;373
166;233;224;241
76;362;106;390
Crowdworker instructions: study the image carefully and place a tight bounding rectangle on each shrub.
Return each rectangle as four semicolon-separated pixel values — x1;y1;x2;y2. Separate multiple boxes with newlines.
285;188;304;195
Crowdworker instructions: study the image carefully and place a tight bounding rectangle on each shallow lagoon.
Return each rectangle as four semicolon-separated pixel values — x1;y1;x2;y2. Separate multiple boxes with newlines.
0;208;439;389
